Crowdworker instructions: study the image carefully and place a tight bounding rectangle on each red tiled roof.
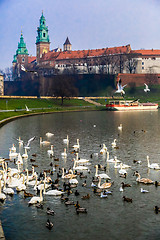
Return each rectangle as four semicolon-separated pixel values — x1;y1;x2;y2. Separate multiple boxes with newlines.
131;49;160;56
41;45;131;61
28;56;36;63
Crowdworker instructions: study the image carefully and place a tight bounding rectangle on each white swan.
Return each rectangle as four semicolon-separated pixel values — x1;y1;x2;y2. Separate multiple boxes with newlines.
47;145;54;156
0;180;6;201
46;132;54;137
37;172;50;190
62;168;76;179
118;124;122;130
16;153;23;165
119;163;127;175
112;139;117;148
63;135;69;144
3;178;14;196
16;174;26;191
147;155;160;169
75;153;90;165
95;165;110;179
9;149;18;158
11;144;16;152
7;172;22;188
43;187;63;196
72;139;80;151
61;148;67;158
28;187;43;205
107;153;121;163
97;176;112;189
22;148;28;159
73;159;88;171
40;137;50;145
69;175;78;185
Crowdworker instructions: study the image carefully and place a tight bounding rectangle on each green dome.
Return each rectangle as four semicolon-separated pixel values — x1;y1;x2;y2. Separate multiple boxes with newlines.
16;32;28;55
36;12;50;43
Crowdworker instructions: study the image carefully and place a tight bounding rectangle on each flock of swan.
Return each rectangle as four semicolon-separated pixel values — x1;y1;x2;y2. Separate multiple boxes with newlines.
1;123;160;231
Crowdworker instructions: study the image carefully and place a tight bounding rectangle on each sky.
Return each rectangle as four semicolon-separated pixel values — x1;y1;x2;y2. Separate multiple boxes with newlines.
0;0;160;70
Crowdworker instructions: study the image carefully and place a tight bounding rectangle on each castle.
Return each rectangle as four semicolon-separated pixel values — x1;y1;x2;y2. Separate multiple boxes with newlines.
12;12;160;87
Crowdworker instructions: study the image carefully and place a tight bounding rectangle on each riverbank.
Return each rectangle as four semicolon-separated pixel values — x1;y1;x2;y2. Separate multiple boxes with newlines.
0;221;5;240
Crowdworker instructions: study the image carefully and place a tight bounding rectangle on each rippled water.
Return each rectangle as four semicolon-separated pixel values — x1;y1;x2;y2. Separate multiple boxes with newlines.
1;110;160;240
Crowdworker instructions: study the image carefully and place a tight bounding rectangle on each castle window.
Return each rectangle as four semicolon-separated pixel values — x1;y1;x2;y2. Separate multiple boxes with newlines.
43;32;46;38
142;67;144;70
22;58;25;62
43;21;45;25
142;62;144;65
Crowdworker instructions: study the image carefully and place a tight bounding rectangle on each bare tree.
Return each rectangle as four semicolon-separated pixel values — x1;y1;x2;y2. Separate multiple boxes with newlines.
125;54;138;73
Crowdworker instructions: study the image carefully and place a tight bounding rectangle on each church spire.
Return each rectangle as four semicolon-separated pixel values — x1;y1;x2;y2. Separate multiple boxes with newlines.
36;12;50;63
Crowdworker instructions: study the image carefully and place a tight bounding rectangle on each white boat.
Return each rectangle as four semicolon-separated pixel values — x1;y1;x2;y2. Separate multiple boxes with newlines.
106;99;158;111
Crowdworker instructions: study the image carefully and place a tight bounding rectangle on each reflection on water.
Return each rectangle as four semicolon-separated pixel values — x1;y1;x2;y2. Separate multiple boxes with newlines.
0;111;160;240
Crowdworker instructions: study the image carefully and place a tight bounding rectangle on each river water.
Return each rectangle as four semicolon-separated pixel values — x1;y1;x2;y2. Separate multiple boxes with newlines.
0;110;160;240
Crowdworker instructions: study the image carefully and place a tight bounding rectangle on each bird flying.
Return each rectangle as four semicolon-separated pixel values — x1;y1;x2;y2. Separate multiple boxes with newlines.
24;136;36;149
144;83;150;92
115;79;127;96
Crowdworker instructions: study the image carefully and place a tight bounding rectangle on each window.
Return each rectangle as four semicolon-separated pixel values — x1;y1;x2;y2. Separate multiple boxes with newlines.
43;32;46;38
22;58;25;62
142;62;144;65
142;67;144;70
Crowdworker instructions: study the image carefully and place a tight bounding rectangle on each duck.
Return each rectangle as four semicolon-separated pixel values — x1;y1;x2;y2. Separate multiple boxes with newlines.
61;148;67;158
46;207;54;215
155;181;160;187
76;206;87;214
141;188;149;193
28;187;43;206
123;196;132;203
81;193;90;200
65;199;75;205
100;191;108;198
154;206;160;214
63;135;69;144
46;132;54;137
46;219;53;230
95;165;110;179
118;124;122;130
74;190;80;196
97;176;112;189
82;180;87;187
47;145;54;156
100;144;107;154
24;190;34;198
121;182;131;188
0;180;6;202
147;155;160;170
40;137;50;145
22;149;28;159
133;171;154;184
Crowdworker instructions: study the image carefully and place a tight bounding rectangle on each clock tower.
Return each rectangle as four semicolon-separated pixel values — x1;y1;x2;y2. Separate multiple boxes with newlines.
36;11;50;64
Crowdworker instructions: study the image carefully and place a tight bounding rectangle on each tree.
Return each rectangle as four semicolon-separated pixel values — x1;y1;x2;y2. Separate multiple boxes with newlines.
125;54;138;73
52;75;78;104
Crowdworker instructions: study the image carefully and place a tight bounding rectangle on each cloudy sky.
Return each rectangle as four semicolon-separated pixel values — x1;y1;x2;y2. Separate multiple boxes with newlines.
0;0;160;70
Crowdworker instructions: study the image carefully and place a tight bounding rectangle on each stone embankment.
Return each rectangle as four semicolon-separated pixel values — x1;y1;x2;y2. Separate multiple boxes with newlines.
83;97;102;106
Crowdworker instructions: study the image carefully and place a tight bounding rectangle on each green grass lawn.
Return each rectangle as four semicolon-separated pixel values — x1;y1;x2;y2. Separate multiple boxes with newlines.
0;98;94;110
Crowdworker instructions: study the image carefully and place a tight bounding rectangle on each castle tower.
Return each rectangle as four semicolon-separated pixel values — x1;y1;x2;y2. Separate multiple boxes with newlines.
36;11;50;63
12;31;29;67
63;37;72;51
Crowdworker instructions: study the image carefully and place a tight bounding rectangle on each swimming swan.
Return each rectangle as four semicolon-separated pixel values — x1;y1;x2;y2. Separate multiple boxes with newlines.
147;155;160;170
